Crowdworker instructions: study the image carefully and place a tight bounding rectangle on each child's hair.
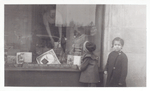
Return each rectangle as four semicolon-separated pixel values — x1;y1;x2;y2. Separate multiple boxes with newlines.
112;37;124;48
85;42;96;52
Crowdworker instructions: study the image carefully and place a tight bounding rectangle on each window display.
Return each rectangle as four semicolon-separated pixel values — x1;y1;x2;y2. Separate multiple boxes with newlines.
33;5;97;66
5;5;98;70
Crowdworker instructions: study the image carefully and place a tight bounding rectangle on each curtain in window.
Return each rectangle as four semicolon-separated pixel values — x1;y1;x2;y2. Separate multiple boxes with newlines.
55;5;96;27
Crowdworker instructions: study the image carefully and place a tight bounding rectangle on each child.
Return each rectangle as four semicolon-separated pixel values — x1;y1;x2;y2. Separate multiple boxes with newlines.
79;41;100;87
104;37;128;87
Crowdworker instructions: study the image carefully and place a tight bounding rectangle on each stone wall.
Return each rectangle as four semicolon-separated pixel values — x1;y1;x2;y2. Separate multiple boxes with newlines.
103;5;146;87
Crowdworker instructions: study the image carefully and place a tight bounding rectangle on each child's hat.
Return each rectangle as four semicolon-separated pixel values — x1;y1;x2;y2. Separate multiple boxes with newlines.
83;41;96;52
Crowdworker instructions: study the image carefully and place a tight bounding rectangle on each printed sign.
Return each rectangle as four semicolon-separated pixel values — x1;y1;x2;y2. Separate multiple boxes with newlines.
16;52;32;64
36;49;60;64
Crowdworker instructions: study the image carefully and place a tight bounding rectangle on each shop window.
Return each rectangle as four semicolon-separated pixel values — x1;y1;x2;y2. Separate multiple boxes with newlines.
5;5;105;70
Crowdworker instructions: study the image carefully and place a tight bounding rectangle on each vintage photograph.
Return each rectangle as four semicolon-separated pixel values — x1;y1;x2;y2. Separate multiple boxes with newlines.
4;4;146;87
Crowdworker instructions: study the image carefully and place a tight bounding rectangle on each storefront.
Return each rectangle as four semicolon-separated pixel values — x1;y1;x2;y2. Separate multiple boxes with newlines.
4;5;105;86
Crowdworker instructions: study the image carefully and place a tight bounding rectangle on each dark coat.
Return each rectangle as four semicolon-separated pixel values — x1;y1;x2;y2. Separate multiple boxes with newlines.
105;51;128;87
79;53;100;83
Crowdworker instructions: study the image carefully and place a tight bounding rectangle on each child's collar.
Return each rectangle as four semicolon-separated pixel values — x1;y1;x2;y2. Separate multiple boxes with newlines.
113;51;122;55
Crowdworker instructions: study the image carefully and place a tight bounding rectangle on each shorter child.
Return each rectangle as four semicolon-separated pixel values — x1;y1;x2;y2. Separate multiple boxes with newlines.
79;41;100;87
104;37;128;87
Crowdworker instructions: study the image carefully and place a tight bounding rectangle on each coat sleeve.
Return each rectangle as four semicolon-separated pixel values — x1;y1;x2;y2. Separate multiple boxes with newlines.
80;57;90;71
119;55;128;84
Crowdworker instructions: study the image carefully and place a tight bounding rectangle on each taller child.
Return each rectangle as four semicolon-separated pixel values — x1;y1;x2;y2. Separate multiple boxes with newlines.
104;37;128;87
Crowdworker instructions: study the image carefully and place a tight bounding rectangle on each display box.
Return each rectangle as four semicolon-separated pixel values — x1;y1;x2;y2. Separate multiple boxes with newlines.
16;52;32;64
67;55;81;66
36;49;61;64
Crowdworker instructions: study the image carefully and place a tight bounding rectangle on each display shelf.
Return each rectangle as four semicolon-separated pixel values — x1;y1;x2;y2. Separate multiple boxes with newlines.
5;64;79;72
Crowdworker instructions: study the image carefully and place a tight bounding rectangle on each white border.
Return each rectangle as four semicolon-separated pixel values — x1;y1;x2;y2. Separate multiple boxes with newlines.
1;0;149;91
